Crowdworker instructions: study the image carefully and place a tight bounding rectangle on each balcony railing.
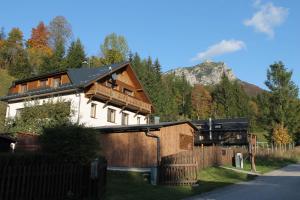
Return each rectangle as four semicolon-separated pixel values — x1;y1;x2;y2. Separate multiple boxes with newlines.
86;84;152;114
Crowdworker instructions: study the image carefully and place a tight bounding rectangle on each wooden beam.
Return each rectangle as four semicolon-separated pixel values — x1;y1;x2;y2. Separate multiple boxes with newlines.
134;110;140;117
87;95;94;104
119;106;127;113
102;100;111;108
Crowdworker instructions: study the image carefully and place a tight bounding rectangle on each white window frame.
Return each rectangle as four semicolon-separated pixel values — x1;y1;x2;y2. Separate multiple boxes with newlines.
90;103;97;118
121;112;129;125
107;108;116;123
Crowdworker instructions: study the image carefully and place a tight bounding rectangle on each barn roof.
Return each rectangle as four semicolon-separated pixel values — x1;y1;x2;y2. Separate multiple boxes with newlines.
0;62;129;102
95;121;197;133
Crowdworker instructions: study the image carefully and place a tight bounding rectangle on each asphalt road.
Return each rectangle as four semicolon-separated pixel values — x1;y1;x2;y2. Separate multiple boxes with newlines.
185;164;300;200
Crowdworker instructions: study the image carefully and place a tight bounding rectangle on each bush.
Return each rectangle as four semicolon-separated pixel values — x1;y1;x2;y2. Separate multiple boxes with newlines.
40;125;99;164
7;100;72;135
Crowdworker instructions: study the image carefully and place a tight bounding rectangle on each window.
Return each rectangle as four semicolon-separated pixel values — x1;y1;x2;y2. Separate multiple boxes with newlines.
218;135;222;140
15;108;24;118
236;134;242;140
52;77;61;88
121;112;129;125
123;88;133;96
106;81;113;88
90;103;97;118
199;135;204;141
107;108;116;123
137;117;141;125
39;79;48;88
20;84;28;93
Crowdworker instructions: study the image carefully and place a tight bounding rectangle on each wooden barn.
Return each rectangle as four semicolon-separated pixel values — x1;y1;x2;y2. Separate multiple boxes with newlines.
193;118;249;146
96;121;197;169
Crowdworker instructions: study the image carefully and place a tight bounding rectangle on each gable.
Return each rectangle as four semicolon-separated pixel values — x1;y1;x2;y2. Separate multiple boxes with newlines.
86;63;153;106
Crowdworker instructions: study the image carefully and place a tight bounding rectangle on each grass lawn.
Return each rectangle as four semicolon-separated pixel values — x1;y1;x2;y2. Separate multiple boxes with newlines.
104;167;255;200
242;154;298;174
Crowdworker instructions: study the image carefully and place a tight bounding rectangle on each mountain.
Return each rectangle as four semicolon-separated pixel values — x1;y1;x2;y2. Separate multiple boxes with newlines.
166;61;264;96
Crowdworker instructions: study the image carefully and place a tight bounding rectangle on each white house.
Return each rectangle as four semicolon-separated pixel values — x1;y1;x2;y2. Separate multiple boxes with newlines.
0;62;153;127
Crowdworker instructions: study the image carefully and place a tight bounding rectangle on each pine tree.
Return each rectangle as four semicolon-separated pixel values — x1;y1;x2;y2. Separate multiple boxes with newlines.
65;39;86;68
191;84;212;119
265;61;300;138
4;28;32;78
212;75;251;118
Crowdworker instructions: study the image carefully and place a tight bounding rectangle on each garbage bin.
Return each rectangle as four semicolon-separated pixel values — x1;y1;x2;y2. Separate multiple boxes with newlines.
235;153;243;169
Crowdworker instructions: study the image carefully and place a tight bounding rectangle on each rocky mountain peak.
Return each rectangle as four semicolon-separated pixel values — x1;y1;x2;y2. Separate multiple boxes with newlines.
166;61;236;86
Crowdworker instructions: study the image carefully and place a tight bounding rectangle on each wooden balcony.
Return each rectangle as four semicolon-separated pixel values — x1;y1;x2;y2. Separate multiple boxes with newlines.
86;84;152;114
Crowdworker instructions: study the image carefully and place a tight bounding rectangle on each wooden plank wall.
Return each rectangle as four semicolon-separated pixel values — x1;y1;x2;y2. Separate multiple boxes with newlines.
99;132;157;168
98;123;195;168
157;123;194;157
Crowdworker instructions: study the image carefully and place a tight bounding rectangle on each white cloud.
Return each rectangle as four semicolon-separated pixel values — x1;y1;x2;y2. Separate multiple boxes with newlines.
191;40;246;62
244;1;289;38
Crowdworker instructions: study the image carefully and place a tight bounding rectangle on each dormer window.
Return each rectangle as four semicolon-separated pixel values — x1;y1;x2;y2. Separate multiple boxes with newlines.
20;84;28;93
52;77;61;88
123;88;133;96
39;79;48;88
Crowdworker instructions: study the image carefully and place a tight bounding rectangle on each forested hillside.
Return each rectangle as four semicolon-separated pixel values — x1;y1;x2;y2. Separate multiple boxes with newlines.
1;16;300;144
0;69;14;131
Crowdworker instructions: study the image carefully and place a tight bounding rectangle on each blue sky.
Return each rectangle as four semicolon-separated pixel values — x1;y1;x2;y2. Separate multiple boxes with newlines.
1;0;299;89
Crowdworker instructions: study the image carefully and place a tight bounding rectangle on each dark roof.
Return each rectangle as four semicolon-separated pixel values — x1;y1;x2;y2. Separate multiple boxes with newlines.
0;62;129;102
94;121;197;133
192;118;249;131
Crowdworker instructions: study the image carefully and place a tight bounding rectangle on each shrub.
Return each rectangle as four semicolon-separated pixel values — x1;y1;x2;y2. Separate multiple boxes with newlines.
7;100;72;135
272;123;292;145
40;125;99;164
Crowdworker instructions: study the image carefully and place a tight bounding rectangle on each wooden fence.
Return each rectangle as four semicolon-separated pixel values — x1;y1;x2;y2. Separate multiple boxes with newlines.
159;146;234;185
0;159;107;200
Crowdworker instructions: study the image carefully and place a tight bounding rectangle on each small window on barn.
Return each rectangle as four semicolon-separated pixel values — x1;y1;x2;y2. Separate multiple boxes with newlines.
137;117;141;125
20;84;28;93
121;112;129;125
107;108;116;123
39;79;48;88
237;134;242;140
90;103;97;118
52;77;61;88
218;135;222;140
180;134;193;150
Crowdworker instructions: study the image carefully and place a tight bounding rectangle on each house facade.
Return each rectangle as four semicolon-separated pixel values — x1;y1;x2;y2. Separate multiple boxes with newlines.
192;118;249;146
0;62;153;127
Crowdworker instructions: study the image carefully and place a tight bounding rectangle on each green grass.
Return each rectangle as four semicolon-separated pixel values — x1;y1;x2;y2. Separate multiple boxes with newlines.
104;167;255;200
243;154;298;174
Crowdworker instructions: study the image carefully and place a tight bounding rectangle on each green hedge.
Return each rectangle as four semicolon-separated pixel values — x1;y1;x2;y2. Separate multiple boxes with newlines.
40;125;100;164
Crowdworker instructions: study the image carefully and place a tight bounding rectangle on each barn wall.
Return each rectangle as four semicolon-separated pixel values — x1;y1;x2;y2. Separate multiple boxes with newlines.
158;123;194;157
99;132;157;168
98;123;195;168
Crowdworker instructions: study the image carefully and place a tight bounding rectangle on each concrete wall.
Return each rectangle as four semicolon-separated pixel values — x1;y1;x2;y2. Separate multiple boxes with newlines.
6;92;147;127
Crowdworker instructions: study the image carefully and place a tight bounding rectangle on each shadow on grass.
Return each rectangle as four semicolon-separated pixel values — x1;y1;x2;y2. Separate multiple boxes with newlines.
104;167;256;200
